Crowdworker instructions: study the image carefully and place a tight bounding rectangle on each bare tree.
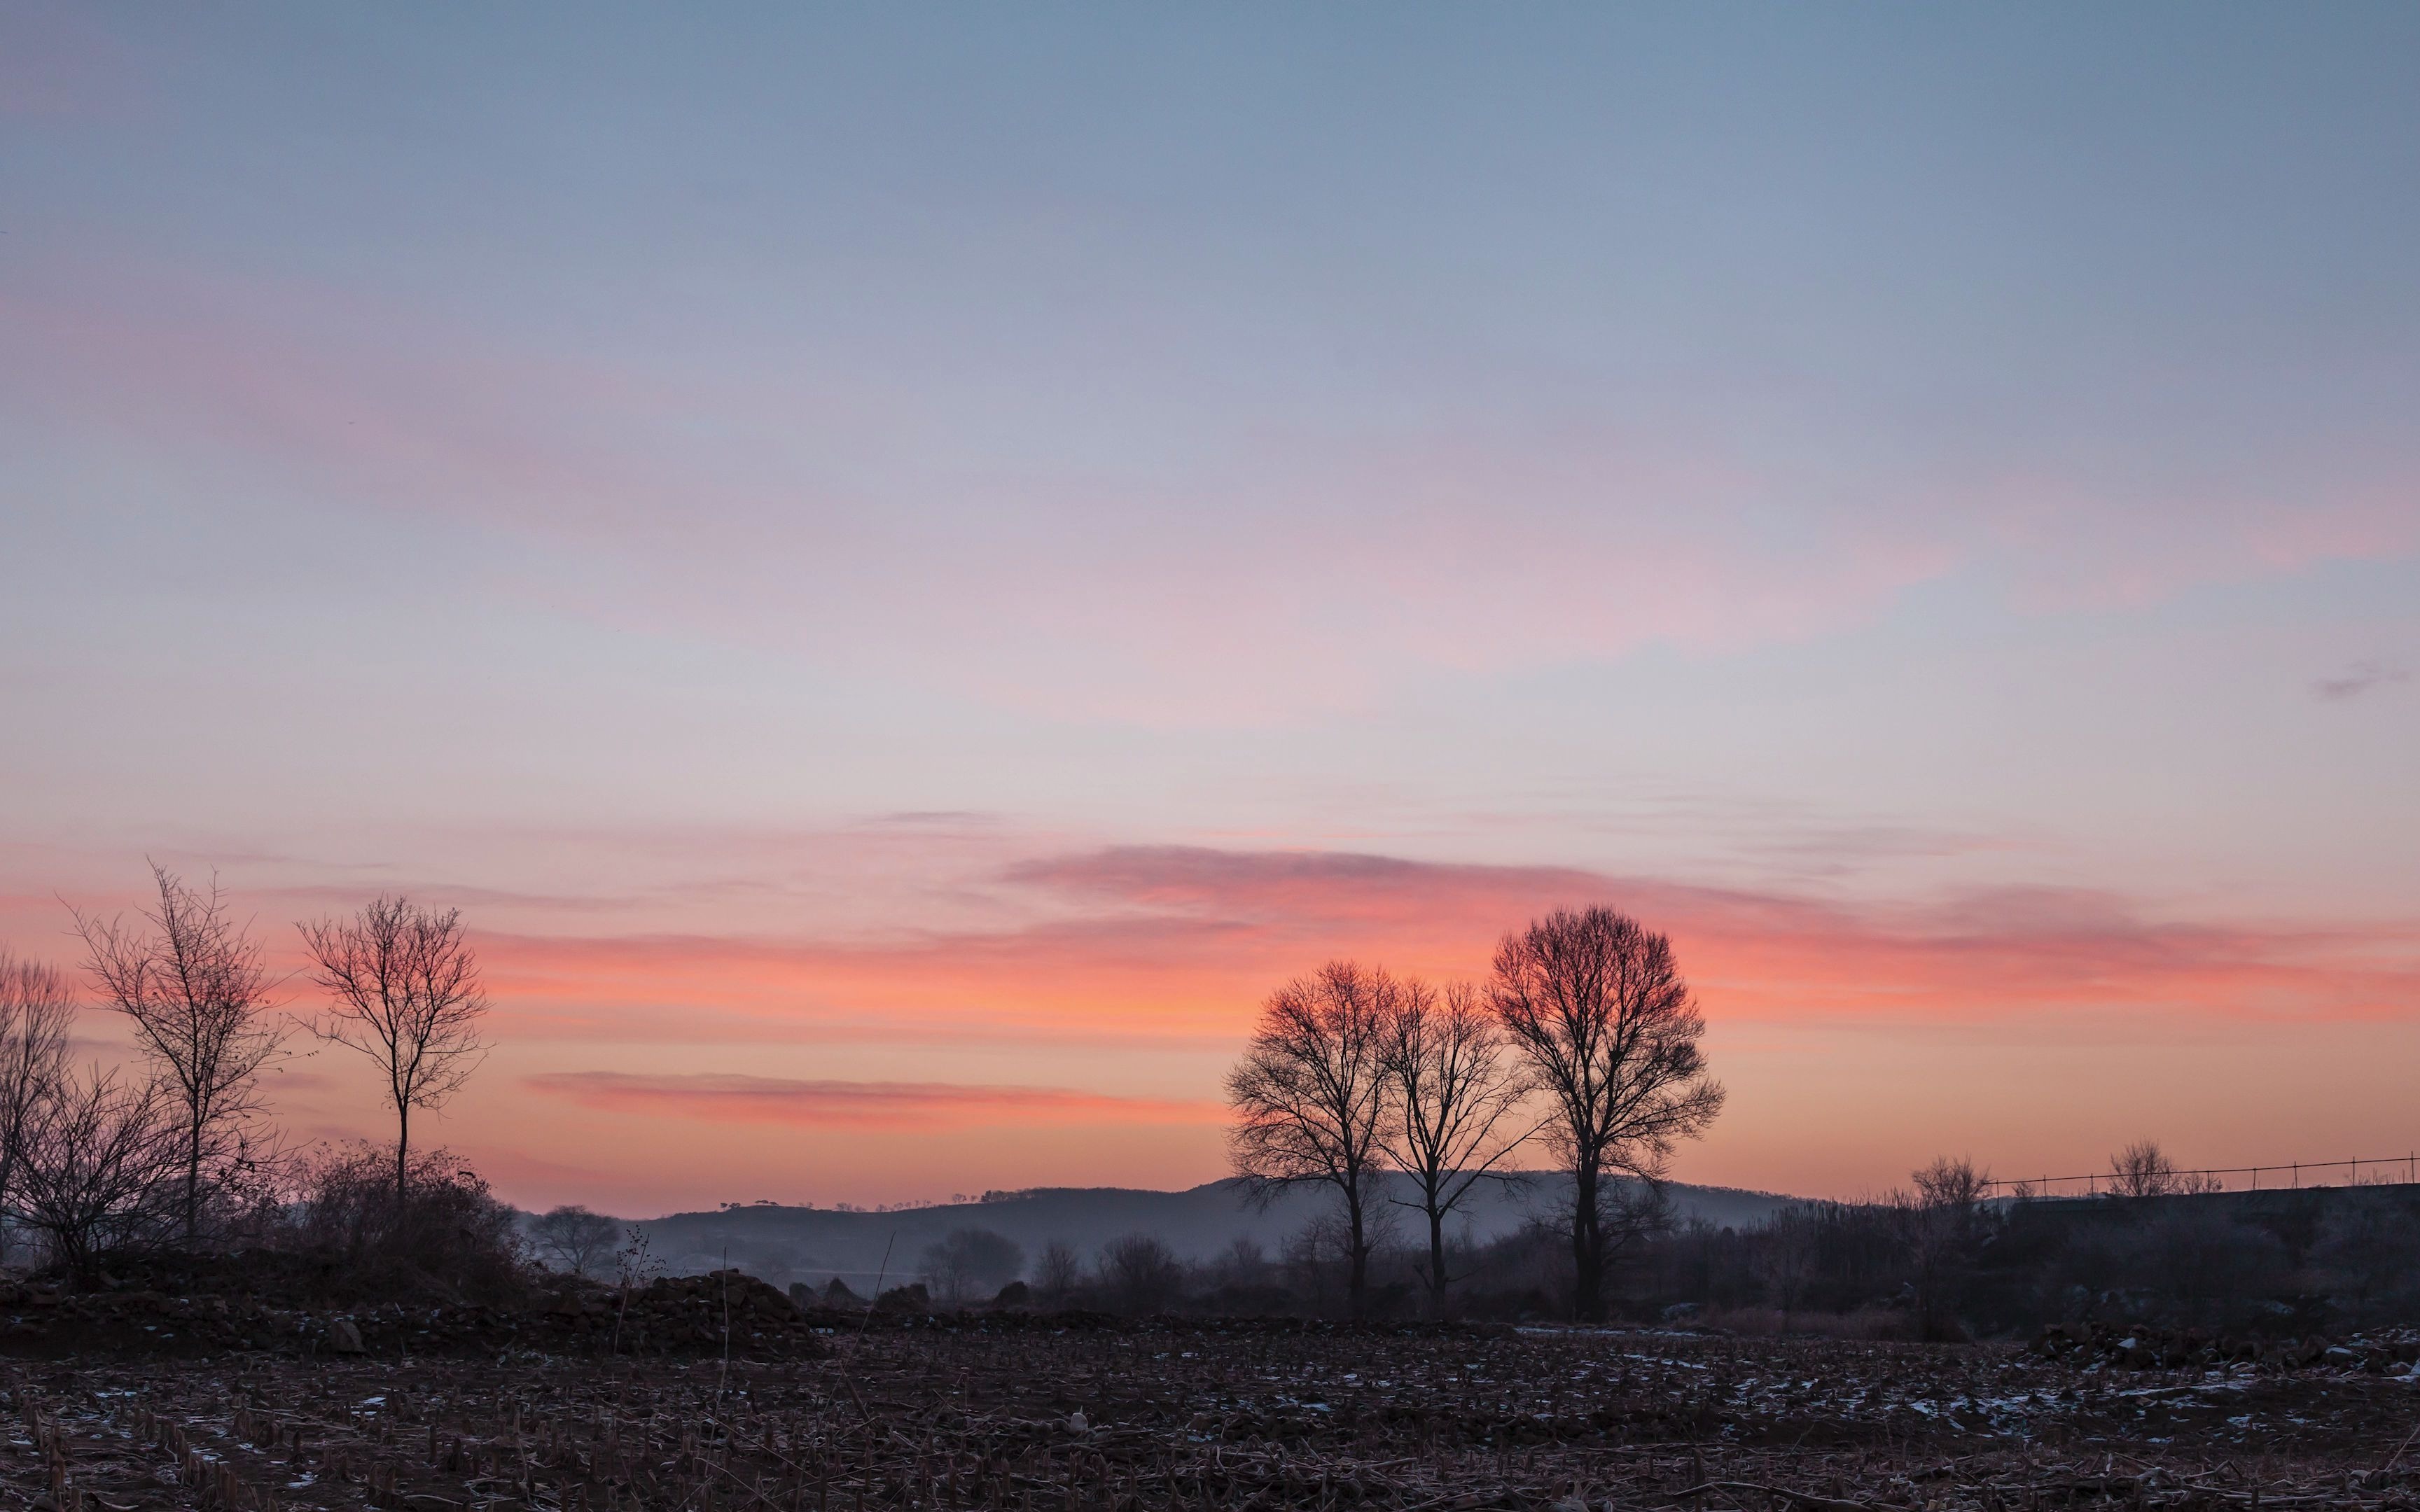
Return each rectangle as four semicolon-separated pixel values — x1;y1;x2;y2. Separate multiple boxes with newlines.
531;1204;620;1277
0;952;76;1249
299;895;492;1206
1034;1238;1084;1302
1379;978;1534;1317
1753;1205;1822;1329
1914;1154;1991;1211
611;1223;663;1353
10;1065;182;1282
2108;1138;2219;1197
1490;906;1725;1322
1098;1233;1185;1315
920;1226;1024;1305
1216;1233;1270;1289
1900;1155;1992;1338
1225;960;1398;1319
71;865;285;1243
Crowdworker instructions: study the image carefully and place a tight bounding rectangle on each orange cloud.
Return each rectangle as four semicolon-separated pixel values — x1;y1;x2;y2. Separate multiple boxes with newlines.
465;846;2420;1049
522;1071;1220;1129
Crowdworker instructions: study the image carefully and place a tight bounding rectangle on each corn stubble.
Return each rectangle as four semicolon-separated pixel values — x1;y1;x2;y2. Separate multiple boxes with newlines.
2;1320;2414;1512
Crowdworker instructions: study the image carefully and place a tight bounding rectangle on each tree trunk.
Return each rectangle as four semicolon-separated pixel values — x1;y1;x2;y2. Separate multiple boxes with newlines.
1344;1190;1368;1320
1571;1163;1602;1322
396;1104;410;1210
186;1111;204;1244
1427;1205;1448;1320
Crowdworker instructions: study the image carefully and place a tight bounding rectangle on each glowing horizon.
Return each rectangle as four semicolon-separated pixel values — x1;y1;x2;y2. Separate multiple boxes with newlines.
4;5;2416;1218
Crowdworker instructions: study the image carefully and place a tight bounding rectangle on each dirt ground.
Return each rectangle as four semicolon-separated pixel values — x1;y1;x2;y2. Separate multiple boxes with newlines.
7;1320;2416;1511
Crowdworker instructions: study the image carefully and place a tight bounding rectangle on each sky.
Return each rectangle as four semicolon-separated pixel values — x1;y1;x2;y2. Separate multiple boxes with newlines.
2;4;2416;1217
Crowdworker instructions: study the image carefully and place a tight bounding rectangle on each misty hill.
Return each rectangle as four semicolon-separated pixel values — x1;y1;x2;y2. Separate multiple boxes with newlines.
632;1175;1793;1291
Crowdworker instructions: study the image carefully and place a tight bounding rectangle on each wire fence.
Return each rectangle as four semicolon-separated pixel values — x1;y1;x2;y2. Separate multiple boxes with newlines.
1984;1154;2420;1200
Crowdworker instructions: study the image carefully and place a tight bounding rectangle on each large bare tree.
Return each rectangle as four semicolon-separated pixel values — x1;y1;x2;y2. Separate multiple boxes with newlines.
0;951;76;1250
300;895;492;1206
1225;960;1398;1319
1379;978;1534;1317
1490;906;1724;1321
71;865;286;1242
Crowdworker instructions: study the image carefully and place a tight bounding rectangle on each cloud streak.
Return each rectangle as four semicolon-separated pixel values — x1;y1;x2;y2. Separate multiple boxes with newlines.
522;1071;1218;1129
2314;662;2411;701
463;845;2420;1049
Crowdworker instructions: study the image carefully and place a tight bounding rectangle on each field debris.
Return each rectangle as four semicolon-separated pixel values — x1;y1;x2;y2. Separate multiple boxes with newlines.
2;1320;2417;1511
2036;1320;2420;1376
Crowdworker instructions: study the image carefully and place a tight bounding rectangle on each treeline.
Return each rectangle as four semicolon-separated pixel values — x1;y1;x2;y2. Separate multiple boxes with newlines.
826;1144;2420;1340
0;864;511;1296
1650;1154;2420;1340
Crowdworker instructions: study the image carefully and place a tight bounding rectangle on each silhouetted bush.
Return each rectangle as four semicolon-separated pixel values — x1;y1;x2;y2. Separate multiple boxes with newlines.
283;1142;527;1303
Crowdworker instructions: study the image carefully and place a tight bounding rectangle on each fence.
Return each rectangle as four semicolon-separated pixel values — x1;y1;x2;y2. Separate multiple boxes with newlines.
1984;1154;2420;1200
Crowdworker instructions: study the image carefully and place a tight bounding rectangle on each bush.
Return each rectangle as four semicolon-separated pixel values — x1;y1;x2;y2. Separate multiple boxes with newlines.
875;1282;931;1312
283;1143;529;1303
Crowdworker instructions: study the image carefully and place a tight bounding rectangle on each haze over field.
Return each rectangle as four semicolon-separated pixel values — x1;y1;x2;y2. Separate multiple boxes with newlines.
3;6;2416;1217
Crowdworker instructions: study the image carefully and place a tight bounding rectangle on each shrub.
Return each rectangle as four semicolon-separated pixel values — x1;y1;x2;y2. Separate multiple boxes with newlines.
284;1142;528;1303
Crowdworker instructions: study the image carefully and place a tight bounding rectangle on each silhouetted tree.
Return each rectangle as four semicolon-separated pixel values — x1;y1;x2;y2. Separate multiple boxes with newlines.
921;1226;1024;1304
1035;1238;1084;1301
1900;1155;1991;1338
2108;1139;2219;1198
1490;906;1724;1322
71;865;286;1242
1099;1233;1185;1315
300;896;492;1207
0;952;75;1252
11;1065;181;1282
1226;960;1398;1318
1752;1204;1822;1328
531;1204;620;1277
1379;978;1533;1317
1216;1234;1270;1288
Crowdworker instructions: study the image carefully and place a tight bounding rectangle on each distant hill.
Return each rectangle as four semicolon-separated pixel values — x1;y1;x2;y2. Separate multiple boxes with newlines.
627;1174;1795;1291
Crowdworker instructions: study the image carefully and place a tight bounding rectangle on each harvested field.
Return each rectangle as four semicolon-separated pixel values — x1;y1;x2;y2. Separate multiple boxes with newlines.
6;1319;2418;1512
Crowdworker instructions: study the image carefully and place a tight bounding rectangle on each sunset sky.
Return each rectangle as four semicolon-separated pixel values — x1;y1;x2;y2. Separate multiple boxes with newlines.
4;5;2416;1217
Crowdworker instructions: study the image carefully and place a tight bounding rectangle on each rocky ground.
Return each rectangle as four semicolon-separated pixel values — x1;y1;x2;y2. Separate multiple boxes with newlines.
5;1310;2420;1510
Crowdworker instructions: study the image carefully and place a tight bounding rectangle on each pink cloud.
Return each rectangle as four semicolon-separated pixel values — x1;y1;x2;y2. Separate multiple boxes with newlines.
448;845;2420;1051
522;1071;1218;1129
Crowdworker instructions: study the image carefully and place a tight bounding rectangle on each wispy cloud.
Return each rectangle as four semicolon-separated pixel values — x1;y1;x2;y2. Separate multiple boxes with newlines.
522;1071;1218;1129
2314;662;2411;701
15;261;2414;724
